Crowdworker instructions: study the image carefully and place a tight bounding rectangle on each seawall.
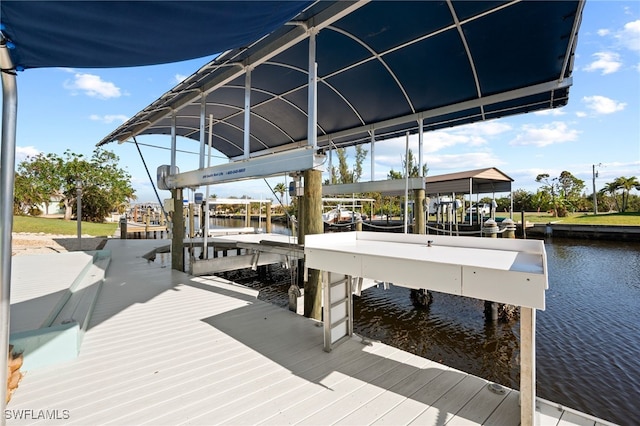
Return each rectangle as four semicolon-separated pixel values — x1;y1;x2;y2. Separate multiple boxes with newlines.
526;223;640;242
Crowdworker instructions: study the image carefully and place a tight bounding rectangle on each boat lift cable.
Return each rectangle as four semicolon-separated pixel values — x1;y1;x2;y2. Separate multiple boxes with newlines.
133;136;170;224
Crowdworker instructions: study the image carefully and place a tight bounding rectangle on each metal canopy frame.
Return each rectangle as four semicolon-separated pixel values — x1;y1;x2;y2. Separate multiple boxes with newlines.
98;1;585;175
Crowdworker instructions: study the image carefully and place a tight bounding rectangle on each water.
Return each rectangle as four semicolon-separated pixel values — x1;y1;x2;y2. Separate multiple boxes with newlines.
352;238;640;424
208;219;640;424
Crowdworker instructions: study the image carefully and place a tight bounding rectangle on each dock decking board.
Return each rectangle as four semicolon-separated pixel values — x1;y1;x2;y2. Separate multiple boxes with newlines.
7;240;617;426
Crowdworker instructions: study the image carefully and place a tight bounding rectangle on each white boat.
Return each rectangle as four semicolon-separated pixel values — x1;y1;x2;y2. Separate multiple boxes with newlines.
322;206;361;224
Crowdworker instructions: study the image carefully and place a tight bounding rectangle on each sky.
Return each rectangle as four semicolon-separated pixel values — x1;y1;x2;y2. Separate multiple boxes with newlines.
12;1;640;205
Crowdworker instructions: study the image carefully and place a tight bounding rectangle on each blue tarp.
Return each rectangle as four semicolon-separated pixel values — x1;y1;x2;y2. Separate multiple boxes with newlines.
0;1;311;69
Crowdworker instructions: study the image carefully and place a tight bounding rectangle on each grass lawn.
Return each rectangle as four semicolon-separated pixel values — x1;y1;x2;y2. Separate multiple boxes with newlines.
13;215;118;237
495;211;640;226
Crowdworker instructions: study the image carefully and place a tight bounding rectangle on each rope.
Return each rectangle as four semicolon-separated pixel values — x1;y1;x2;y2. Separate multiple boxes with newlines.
361;222;406;230
133;137;170;224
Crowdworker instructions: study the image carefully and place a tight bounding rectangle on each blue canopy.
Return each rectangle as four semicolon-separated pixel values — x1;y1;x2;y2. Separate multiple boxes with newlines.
95;1;585;159
0;1;312;69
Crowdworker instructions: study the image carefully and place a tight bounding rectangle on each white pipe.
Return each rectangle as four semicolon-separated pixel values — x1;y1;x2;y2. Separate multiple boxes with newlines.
370;130;375;181
1;34;18;423
404;132;409;234
203;114;213;259
170;109;177;175
418;120;424;177
243;67;252;159
199;91;206;169
307;29;318;149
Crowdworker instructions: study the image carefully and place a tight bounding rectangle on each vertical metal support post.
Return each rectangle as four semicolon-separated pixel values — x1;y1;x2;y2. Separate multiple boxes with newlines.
199;91;206;169
203;114;213;259
0;36;18;421
328;148;333;183
244;67;252;159
521;307;536;426
418;119;424;177
370;130;375;181
170;109;177;174
403;132;409;234
469;178;474;226
307;29;318;150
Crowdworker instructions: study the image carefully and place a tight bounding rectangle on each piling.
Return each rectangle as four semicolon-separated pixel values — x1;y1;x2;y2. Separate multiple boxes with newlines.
302;169;323;320
414;189;425;234
171;189;184;272
355;217;363;232
119;216;128;239
266;201;272;233
483;219;498;238
502;218;516;239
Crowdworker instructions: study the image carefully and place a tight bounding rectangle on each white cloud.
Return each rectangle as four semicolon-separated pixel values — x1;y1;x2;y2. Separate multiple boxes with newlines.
575;111;587;118
89;114;129;124
616;20;640;52
509;122;579;147
426;152;504;170
462;121;512;136
534;108;566;116
16;146;41;163
597;29;610;37
173;74;188;84
582;95;626;115
64;73;121;99
584;51;622;75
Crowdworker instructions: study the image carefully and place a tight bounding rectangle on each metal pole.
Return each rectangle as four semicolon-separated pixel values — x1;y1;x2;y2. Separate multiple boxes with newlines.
307;28;318;150
170;109;177;174
203;114;213;259
76;180;82;250
1;33;18;422
418;119;424;177
244;67;252;159
592;163;600;215
199;91;206;169
404;132;409;234
370;130;375;181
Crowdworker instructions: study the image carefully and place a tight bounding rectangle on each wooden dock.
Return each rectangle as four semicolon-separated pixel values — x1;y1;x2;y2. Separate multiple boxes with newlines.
6;240;618;425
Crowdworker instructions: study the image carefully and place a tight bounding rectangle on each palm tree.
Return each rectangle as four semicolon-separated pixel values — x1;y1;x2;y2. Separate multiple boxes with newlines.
273;182;287;206
616;176;640;212
599;181;621;212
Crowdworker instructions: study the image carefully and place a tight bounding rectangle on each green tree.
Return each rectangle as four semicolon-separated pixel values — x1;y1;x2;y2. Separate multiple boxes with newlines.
512;189;533;212
535;171;584;217
616;176;640;212
326;146;368;184
387;149;427;179
273;182;287;206
16;149;136;222
15;152;66;215
599;181;621;212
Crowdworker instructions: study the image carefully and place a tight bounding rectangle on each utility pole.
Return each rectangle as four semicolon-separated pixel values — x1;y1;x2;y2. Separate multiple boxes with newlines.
592;163;601;215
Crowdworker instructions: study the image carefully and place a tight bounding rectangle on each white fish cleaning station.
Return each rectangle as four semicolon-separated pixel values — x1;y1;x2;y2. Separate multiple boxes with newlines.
305;231;548;423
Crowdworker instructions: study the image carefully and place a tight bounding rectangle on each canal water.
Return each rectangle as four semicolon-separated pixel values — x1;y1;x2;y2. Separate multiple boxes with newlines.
209;218;639;424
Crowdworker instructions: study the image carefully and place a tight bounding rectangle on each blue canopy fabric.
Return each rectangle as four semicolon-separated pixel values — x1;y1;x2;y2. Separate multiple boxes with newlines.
0;1;584;159
95;0;584;159
0;1;312;69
